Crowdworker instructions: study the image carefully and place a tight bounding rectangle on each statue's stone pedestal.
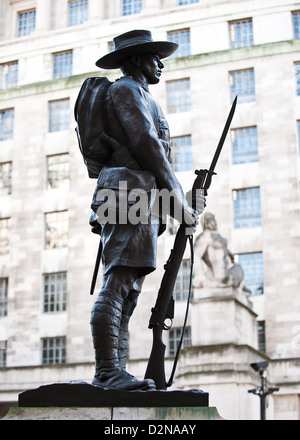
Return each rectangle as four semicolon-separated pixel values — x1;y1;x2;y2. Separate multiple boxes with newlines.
191;286;257;347
2;405;222;420
1;382;223;420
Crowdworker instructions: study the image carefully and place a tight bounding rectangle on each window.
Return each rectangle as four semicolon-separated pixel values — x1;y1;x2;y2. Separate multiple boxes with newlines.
167;79;191;113
171;135;193;171
229;19;253;48
0;279;8;317
0;162;12;196
295;63;300;96
233;187;261;228
178;0;199;5
257;321;266;352
41;337;66;364
235;252;264;295
0;341;7;368
231;127;258;164
168;327;191;357
229;69;255;103
68;0;88;26
168;29;190;58
45;211;68;249
0;109;14;141
49;99;70;132
43;273;67;313
0;62;18;89
122;0;142;16
47;154;69;189
0;218;10;255
17;9;36;37
53;51;73;79
292;11;300;39
173;260;192;301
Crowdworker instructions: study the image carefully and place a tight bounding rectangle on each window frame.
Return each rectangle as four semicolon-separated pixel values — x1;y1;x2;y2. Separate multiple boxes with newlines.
229;68;255;103
42;272;67;313
0;108;14;141
48;98;70;133
41;336;66;365
231;126;258;164
166;78;191;113
229;18;253;49
232;187;262;228
17;9;36;37
44;210;68;249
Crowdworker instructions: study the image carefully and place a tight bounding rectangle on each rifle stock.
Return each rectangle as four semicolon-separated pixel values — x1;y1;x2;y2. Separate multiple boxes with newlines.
144;224;191;389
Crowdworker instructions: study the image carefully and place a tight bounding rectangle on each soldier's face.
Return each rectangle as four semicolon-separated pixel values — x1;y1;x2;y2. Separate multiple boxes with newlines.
141;54;164;84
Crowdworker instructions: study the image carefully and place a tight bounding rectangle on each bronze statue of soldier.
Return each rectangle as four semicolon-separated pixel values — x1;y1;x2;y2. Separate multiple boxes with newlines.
86;30;205;391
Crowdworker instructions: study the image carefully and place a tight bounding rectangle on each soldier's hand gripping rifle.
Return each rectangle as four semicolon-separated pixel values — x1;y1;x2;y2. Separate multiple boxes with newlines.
144;96;237;390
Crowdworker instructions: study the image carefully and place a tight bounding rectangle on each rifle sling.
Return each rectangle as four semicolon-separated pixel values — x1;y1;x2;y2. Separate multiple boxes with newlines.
167;234;194;388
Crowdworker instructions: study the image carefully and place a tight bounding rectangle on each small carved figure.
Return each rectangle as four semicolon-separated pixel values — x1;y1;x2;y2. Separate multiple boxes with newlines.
194;212;250;292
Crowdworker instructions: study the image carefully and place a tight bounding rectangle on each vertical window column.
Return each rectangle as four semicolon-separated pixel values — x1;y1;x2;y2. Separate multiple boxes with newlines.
49;99;70;132
0;62;18;89
171;135;193;171
41;337;66;364
68;0;88;26
17;9;36;37
229;18;253;48
231;127;258;164
233;187;261;228
0;278;8;317
53;51;73;79
122;0;142;16
229;69;255;103
0;109;14;141
168;29;190;58
166;79;191;113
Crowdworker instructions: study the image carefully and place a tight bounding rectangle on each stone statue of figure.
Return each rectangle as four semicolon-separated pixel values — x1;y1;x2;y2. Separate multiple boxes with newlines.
193;212;251;293
82;30;205;392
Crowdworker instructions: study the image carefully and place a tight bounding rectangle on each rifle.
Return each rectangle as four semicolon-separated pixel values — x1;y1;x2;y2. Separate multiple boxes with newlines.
144;96;238;390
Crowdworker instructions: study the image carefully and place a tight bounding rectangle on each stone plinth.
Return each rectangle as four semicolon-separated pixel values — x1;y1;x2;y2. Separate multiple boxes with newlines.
1;405;222;420
191;286;257;347
0;382;223;420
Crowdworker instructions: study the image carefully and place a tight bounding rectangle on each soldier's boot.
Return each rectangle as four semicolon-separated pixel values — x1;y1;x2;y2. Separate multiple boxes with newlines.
90;288;155;391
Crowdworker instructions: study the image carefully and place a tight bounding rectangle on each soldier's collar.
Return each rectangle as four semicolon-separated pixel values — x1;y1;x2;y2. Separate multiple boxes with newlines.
123;75;149;92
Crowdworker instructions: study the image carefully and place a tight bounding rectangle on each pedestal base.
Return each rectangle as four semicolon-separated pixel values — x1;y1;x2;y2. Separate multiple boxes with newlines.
1;405;222;420
18;382;209;408
0;382;224;421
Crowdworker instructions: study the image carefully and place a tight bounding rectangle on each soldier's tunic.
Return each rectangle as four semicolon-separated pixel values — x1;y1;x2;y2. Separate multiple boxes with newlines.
90;76;183;277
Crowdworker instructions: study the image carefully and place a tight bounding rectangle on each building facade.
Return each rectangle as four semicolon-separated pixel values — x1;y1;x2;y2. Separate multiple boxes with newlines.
0;0;300;420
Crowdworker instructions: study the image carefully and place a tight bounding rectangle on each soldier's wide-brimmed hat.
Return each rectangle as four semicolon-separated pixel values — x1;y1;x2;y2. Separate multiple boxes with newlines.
96;29;178;69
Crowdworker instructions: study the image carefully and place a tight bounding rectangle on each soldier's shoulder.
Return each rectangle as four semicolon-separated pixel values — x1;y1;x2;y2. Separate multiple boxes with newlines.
111;76;140;91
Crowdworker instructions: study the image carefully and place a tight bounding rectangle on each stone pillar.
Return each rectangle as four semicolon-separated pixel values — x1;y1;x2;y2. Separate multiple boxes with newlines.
36;0;51;32
143;0;161;12
88;0;103;20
